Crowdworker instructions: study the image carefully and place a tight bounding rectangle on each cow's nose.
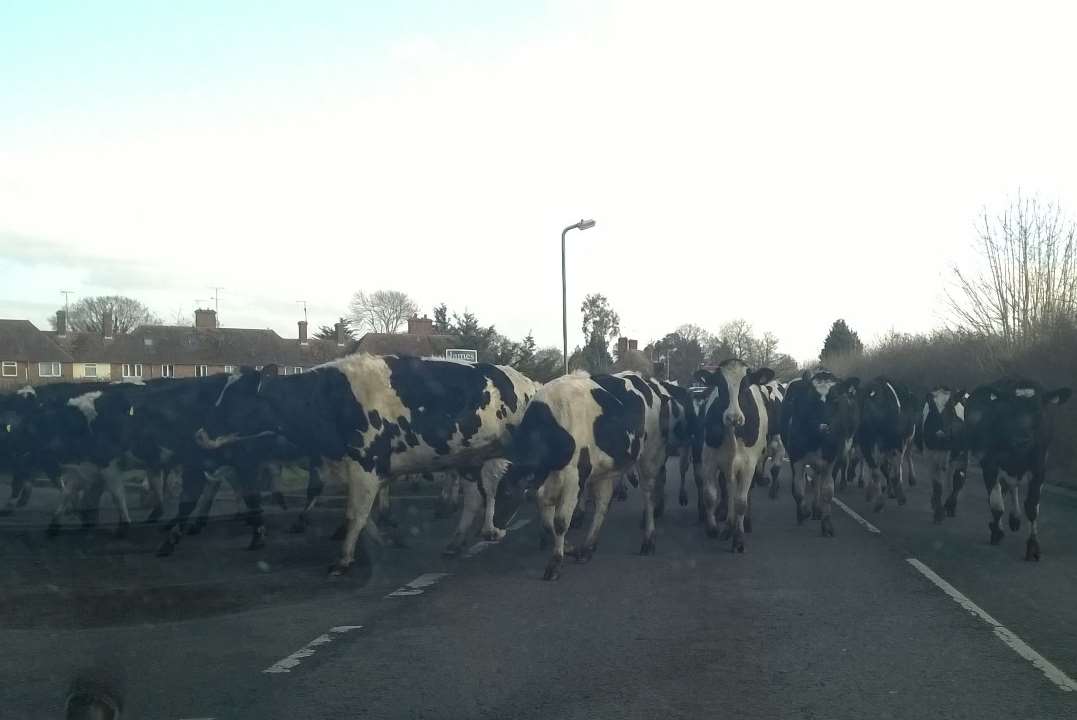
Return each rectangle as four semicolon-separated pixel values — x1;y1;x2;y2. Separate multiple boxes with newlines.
723;411;745;427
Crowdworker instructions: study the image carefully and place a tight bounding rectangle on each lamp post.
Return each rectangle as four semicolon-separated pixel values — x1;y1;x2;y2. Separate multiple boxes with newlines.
561;218;596;375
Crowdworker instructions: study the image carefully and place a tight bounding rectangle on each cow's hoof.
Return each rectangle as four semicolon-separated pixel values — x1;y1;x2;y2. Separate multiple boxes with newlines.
731;530;745;553
481;527;506;542
1008;515;1021;532
857;478;865;488
796;506;809;525
821;517;835;538
718;526;732;541
46;521;60;538
543;557;562;581
744;516;753;534
897;495;907;507
640;537;655;555
908;476;917;487
330;523;348;541
1025;537;1040;561
944;497;957;517
328;560;351;576
756;474;770;488
654;497;666;519
156;540;175;557
114;521;130;539
873;500;885;513
697;508;707;524
705;524;719;539
810;506;821;520
678;490;688;507
989;523;1005;545
575;545;595;563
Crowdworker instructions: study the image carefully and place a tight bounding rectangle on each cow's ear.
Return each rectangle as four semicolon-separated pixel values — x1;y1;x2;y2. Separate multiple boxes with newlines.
1045;388;1072;405
749;367;775;386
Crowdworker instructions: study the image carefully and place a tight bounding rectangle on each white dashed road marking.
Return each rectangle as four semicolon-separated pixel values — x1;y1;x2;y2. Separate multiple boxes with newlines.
263;625;363;674
906;558;1077;693
833;498;881;534
386;572;450;597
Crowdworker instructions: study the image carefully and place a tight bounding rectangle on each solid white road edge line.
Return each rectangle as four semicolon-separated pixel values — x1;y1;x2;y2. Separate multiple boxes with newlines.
906;558;1077;693
386;572;450;598
262;625;363;674
833;498;881;534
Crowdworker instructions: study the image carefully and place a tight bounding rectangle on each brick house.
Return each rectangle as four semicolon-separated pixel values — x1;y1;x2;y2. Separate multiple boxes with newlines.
0;319;74;390
1;310;464;390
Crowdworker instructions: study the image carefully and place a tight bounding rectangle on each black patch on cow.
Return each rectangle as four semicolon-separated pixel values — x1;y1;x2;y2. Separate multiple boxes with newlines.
623;374;654;407
738;385;762;447
368;410;383;430
480;390;491;409
397;416;420;447
395;441;407;453
590;376;645;469
511;401;576;483
577;447;592;486
659;396;671;443
477;363;519;413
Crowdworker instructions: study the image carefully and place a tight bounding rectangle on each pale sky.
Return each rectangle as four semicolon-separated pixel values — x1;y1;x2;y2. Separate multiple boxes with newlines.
3;0;1077;362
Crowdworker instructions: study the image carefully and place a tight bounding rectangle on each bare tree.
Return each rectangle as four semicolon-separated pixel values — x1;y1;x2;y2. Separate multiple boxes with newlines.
50;295;161;334
348;290;420;334
718;319;756;360
947;193;1077;345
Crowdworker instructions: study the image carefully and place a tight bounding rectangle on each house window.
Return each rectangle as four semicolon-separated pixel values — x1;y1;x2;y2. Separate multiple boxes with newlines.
83;364;98;378
1;361;17;377
224;365;236;374
196;365;209;377
143;337;154;346
161;364;175;378
122;363;143;378
293;367;302;375
38;362;62;377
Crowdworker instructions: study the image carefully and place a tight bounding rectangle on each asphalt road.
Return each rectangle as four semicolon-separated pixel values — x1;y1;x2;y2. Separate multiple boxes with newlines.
2;455;1077;719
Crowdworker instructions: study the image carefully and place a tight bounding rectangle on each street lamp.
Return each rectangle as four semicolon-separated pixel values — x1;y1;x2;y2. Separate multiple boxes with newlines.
562;218;596;375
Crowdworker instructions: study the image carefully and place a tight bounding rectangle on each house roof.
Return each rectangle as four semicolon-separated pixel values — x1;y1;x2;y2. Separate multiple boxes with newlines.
354;332;456;357
44;325;357;367
0;320;73;362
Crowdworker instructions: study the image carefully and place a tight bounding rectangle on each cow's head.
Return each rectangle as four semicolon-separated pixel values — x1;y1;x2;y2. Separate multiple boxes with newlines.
921;386;967;445
195;366;282;449
696;359;774;428
992;381;1071;453
805;371;859;441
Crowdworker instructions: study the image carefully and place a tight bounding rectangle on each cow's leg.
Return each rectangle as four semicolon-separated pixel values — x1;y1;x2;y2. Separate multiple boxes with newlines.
1024;470;1044;561
538;468;579;580
330;462;381;575
243;490;266;550
701;450;722;537
984;463;1005;545
78;470;107;530
864;448;885;512
143;468;165;524
768;442;783;500
157;465;207;557
638;468;660;556
187;471;223;535
479;458;510;541
676;446;691;508
728;463;752;552
101;460;133;538
47;469;84;537
573;473;612;560
653;463;668;519
434;472;460;519
289;459;325;533
791;460;809;524
443;474;482;556
890;449;908;506
945;453;967;517
613;472;629;501
905;445;918;487
818;461;835;537
1005;474;1023;533
929;451;946;523
264;463;287;512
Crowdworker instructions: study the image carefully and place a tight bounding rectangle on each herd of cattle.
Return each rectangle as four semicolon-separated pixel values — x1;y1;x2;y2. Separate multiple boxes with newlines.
0;353;1071;580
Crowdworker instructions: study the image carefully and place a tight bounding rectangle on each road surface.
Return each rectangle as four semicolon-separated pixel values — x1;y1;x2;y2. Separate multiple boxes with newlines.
2;457;1076;719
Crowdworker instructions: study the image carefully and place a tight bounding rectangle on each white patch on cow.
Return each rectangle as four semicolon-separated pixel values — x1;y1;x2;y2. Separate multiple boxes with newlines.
921;402;930;426
906;558;1077;693
954;402;965;421
812;377;836;401
885;381;901;412
215;372;245;407
1015;387;1036;398
931;388;951;415
67;391;103;423
16;385;35;397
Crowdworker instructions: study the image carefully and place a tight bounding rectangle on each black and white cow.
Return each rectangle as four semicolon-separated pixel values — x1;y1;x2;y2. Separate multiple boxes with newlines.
692;359;774;551
918;386;969;523
197;354;539;573
781;370;860;536
966;379;1071;559
758;379;786;500
499;370;683;579
857;377;919;512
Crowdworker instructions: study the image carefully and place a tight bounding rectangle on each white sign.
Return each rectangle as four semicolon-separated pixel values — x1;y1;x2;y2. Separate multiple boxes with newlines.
445;348;478;362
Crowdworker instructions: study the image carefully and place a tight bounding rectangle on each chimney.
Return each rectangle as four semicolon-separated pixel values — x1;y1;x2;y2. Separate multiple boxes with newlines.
335;319;347;347
298;320;308;345
102;313;114;339
56;310;67;336
407;315;434;336
617;337;629;357
629;339;638;351
194;308;218;329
